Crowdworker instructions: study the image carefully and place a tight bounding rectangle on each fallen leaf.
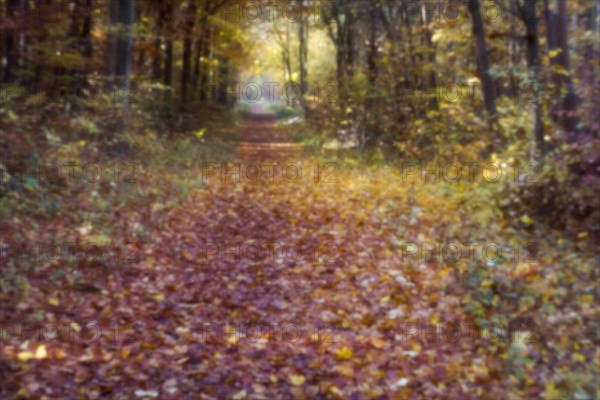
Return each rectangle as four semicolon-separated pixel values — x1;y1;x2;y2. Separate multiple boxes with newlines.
335;347;353;360
288;374;306;386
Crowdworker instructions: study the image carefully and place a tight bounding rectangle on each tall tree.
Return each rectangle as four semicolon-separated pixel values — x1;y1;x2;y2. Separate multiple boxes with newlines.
298;0;309;98
323;0;356;114
82;0;93;59
364;0;380;148
3;0;19;83
518;0;545;162
151;2;163;81
181;0;196;103
271;23;293;82
555;0;579;134
114;0;135;114
199;0;212;101
106;0;119;78
376;0;404;125
468;0;497;130
163;0;174;88
421;0;437;110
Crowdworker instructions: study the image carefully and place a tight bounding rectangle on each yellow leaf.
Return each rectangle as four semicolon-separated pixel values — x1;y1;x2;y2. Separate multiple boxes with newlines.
48;297;60;306
153;293;165;301
545;382;561;399
481;280;493;288
17;351;34;361
515;262;532;276
288;374;306;386
18;345;47;361
548;49;562;58
335;346;353;360
226;333;239;345
520;215;534;225
552;64;569;76
572;353;585;362
334;363;355;378
34;345;48;359
580;294;594;304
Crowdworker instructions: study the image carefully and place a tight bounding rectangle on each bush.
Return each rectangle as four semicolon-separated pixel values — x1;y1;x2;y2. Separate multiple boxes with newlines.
268;104;301;119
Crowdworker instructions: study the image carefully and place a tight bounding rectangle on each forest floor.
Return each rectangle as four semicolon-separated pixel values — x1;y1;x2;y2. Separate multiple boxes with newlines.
1;115;597;399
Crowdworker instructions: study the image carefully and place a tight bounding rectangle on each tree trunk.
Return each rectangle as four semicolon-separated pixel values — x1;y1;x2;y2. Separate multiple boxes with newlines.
3;0;19;83
298;1;308;96
69;0;81;38
508;0;519;99
163;0;173;88
556;0;578;134
82;0;93;59
518;0;545;162
284;24;292;81
199;24;212;101
344;5;355;81
543;0;556;52
18;0;29;85
151;4;162;82
421;0;438;110
468;0;497;129
114;0;135;117
364;0;379;148
218;56;229;106
181;1;196;103
106;0;119;78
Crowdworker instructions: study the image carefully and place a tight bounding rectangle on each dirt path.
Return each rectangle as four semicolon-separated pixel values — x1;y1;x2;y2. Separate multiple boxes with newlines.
235;114;303;162
119;117;456;398
1;117;518;399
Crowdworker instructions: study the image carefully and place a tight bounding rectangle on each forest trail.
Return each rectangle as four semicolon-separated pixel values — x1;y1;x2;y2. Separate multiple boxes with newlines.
2;115;590;398
235;115;303;162
105;116;456;398
2;0;596;397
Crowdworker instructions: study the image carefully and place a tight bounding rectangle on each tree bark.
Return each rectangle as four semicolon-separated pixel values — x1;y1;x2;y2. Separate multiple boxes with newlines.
181;1;196;103
518;0;545;162
218;56;229;105
556;0;578;134
3;0;19;83
298;1;309;96
199;24;212;101
106;0;119;78
468;0;497;128
82;0;93;59
151;3;162;81
114;0;135;118
163;0;173;88
421;0;438;110
364;0;379;148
